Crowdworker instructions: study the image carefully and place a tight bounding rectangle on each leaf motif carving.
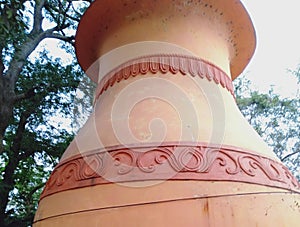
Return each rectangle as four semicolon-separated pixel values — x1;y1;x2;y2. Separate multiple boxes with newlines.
40;144;300;200
94;54;235;98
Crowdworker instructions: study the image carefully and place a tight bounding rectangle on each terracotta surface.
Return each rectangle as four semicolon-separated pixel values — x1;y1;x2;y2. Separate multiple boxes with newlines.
60;62;279;161
39;143;299;200
75;0;256;80
93;55;235;98
34;0;300;226
35;181;300;227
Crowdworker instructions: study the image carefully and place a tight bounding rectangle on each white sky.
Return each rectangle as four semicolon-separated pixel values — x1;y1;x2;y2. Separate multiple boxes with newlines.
241;0;300;97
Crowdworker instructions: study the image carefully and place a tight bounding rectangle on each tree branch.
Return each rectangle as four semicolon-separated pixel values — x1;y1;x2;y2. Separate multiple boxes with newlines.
14;88;36;103
14;82;48;103
0;52;4;77
281;150;300;162
47;33;75;46
44;1;81;23
59;0;73;29
71;2;84;17
5;0;78;91
6;24;60;88
27;183;46;202
11;112;31;155
31;0;46;35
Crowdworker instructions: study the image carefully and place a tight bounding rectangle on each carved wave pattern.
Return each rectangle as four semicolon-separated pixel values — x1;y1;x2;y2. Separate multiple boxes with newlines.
40;144;300;199
94;54;235;101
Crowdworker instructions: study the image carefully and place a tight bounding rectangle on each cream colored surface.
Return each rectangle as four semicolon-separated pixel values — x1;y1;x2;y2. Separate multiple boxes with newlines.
34;1;299;226
96;15;231;77
34;180;290;222
90;41;224;84
62;72;278;161
34;180;299;226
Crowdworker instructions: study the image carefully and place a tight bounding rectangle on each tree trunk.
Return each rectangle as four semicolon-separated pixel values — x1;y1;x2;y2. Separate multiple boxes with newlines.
0;76;15;153
0;156;19;227
0;76;18;226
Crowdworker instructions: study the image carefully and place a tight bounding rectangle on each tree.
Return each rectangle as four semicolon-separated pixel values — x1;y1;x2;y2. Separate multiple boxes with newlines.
234;75;300;180
0;1;91;226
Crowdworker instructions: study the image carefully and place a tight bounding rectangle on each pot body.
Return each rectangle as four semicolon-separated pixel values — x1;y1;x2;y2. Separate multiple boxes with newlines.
34;1;300;226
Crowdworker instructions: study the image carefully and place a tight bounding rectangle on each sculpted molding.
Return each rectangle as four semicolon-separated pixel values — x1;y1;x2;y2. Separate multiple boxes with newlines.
40;143;300;199
94;55;235;101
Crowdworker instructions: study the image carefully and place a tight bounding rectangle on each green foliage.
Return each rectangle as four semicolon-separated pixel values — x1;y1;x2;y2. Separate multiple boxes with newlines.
0;0;29;49
234;76;300;180
0;1;90;226
1;55;83;226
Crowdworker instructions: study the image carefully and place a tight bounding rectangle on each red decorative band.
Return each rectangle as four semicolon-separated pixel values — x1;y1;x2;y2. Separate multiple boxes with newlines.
40;143;300;199
94;55;234;101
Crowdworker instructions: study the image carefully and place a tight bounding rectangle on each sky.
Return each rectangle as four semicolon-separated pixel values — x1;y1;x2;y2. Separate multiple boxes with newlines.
240;0;300;97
